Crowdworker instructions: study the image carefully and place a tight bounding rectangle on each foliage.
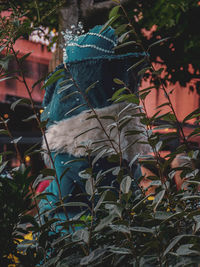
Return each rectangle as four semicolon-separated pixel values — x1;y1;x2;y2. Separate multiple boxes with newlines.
1;1;200;267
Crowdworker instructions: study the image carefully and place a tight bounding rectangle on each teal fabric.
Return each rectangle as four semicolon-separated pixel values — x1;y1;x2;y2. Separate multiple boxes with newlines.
41;52;146;127
65;25;117;62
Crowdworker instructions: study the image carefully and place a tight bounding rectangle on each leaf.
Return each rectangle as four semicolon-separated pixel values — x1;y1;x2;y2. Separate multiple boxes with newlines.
11;136;22;144
138;67;152;76
113;78;124;85
129;154;140;168
118;29;134;43
57;82;74;94
75;126;99;139
183;107;200;123
148;37;170;50
164;235;188;256
65;103;87;116
41;68;65;90
72;229;89;243
120;176;132;194
127;57;147;72
109;5;120;19
0;161;8;173
140;90;151;100
32;75;46;89
85;80;99;94
155;141;163;152
22;114;37;122
130;226;154;234
92;148;108;166
111;87;126;100
154;211;173;220
95;213;117;231
176;244;200;256
115;24;128;35
114;40;138;50
0;129;9;135
152;67;164;76
85;178;93;196
109;224;131;235
0;76;16;82
19;52;32;63
60;91;79;102
94;190;107;212
10;98;31;111
0;54;14;70
100;14;120;34
80;248;108;266
153;190;165;212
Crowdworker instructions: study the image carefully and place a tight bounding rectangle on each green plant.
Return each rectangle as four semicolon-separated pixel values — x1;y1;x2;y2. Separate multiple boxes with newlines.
1;1;200;267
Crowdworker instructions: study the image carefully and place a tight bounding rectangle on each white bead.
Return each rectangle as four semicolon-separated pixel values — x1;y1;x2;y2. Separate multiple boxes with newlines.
67;43;114;54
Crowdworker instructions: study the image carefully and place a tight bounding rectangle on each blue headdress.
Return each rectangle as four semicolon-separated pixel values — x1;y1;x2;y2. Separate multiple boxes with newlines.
41;25;146;126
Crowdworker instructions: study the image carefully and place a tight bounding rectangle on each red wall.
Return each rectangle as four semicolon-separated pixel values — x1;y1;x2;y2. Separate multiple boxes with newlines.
0;38;52;103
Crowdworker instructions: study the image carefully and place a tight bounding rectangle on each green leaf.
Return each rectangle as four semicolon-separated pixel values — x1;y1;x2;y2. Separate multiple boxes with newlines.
115;24;128;35
85;80;99;94
163;235;194;256
65;104;87;116
0;55;14;70
80;248;107;266
72;229;89;243
32;75;47;89
75;126;99;139
85;178;93;196
100;15;120;34
0;129;9;135
19;52;32;63
111;87;126;100
109;246;131;255
92;148;108;166
183;108;200;123
109;5;120;19
94;190;107;212
148;37;170;50
120;176;132;194
10;98;31;111
60;91;79;102
140;90;151;100
114;40;137;50
41;68;65;90
57;82;74;94
113;78;124;85
0;76;16;82
0;161;8;173
153;189;165;212
138;67;152;76
127;57;147;72
130;226;154;234
118;30;134;43
11;136;22;144
22;114;37;122
95;213;117;231
152;67;164;76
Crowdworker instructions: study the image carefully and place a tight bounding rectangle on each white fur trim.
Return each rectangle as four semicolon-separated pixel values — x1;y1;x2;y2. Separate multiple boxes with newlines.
42;103;151;162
